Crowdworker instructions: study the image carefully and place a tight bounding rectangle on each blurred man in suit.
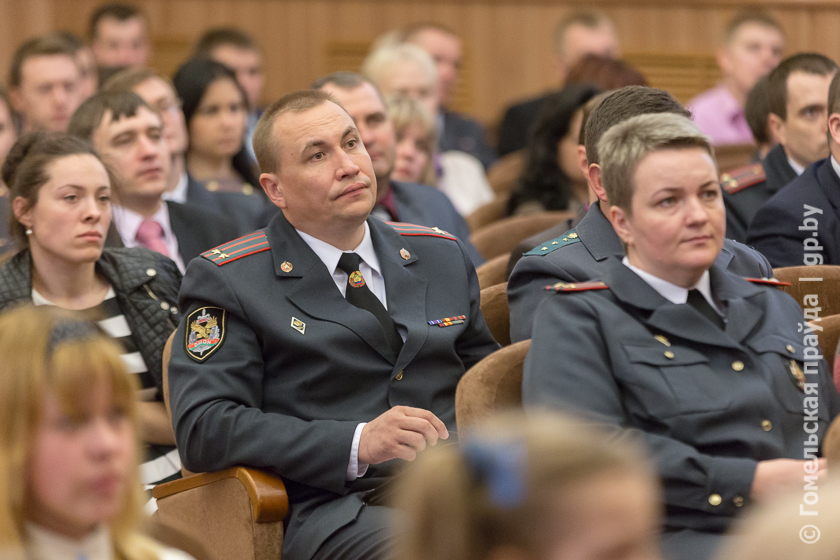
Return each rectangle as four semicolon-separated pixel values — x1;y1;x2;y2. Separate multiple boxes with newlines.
88;3;151;68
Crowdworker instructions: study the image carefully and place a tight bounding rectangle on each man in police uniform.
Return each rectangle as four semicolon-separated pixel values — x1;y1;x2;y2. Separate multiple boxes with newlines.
508;86;773;343
167;90;498;560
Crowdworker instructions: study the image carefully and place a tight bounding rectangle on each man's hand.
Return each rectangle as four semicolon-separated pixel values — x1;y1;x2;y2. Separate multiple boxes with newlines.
751;458;827;502
358;406;449;465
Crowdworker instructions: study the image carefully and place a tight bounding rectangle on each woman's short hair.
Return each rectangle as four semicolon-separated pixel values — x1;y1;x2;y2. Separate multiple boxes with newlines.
361;43;438;92
0;305;157;558
394;410;656;560
599;113;714;212
2;133;114;249
387;96;438;186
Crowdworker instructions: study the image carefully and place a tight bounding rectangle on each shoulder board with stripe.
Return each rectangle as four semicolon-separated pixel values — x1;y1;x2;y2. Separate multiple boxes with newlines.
745;277;792;287
201;231;270;266
525;229;580;256
720;164;766;194
546;281;609;292
385;222;457;240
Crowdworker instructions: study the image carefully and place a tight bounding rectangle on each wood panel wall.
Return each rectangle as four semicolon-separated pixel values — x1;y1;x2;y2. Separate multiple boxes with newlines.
3;0;840;126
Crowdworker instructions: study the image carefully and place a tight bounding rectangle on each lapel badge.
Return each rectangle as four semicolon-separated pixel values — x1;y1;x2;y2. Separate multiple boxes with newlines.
788;360;806;392
186;307;225;362
654;335;671;347
281;261;293;273
348;270;366;288
428;315;467;327
291;317;306;334
400;248;411;260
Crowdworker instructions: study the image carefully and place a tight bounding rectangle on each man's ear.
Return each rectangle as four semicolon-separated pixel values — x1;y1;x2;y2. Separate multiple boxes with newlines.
8;87;24;113
768;113;786;147
828;113;840;147
12;196;32;227
259;172;286;209
609;204;633;245
588;163;609;204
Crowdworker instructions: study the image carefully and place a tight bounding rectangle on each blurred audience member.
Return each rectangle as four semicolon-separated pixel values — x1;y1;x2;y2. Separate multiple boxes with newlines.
394;411;662;560
0;133;183;499
68;91;238;270
402;23;496;169
172;58;261;199
52;31;100;99
9;35;83;133
0;85;18;257
389;96;437;186
689;11;784;146
565;53;647;90
506;84;601;216
497;10;619;157
313;71;484;265
194;27;266;161
722;53;837;242
0;305;192;559
744;75;776;160
104;67;264;234
88;3;151;69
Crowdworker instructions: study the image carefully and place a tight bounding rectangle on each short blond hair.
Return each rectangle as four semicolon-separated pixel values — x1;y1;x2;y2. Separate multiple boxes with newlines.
599;113;714;212
361;43;437;93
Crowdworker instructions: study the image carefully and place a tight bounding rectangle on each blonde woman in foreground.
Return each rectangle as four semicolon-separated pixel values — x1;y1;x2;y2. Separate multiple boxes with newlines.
0;305;192;560
394;411;663;560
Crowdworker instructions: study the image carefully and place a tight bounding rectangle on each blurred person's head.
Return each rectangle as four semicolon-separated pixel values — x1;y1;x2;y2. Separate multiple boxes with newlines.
508;84;601;215
313;72;397;196
767;53;837;169
50;31;99;100
172;58;256;186
403;23;462;109
552;10;620;83
388;96;437;186
0;305;156;555
717;11;785;104
394;410;661;560
745;75;775;158
4;133;114;257
565;54;647;91
88;3;150;69
362;43;440;117
601;113;722;288
194;27;265;112
9;35;83;133
68;91;169;216
103;67;188;157
584;86;690;205
0;87;18;174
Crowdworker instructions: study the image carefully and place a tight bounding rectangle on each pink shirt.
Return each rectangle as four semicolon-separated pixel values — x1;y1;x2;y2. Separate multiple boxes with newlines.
688;84;755;146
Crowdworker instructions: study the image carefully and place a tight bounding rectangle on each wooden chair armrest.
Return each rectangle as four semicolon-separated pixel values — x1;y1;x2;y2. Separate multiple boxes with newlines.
153;467;288;523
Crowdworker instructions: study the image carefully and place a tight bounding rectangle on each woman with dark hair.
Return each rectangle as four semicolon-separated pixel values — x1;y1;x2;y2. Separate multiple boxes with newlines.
172;58;260;198
506;83;602;216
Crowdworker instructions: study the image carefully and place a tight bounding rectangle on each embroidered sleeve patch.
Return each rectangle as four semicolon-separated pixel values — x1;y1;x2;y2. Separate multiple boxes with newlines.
185;307;226;362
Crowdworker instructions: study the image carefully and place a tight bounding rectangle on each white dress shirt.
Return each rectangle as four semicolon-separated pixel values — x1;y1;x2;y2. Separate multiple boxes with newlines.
112;203;186;273
161;171;189;203
622;257;724;318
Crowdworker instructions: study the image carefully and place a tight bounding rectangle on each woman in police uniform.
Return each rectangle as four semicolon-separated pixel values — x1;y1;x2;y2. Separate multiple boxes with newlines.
522;113;840;560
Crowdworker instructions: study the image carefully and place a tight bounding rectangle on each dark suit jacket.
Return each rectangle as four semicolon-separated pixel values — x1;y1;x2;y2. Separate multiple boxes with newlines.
440;110;496;170
747;157;840;267
496;93;552;157
507;203;774;342
723;144;797;242
167;201;239;265
185;174;268;235
524;258;840;547
389;180;485;266
168;214;498;560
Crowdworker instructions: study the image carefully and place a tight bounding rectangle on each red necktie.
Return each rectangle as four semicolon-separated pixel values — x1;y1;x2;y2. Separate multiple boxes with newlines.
135;219;170;257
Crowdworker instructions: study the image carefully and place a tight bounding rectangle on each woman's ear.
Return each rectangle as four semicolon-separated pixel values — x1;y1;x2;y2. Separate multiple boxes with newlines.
609;204;633;246
12;196;32;227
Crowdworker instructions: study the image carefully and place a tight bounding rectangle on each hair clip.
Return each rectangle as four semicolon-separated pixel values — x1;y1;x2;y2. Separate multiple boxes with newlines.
461;437;527;509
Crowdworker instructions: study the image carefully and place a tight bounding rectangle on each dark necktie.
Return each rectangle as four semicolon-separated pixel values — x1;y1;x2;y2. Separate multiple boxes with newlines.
337;252;403;357
687;289;725;330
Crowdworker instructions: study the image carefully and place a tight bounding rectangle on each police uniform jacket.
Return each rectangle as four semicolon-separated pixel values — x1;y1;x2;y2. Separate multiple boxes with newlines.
507;203;773;342
167;212;499;560
747;157;840;267
723;144;797;242
523;257;840;537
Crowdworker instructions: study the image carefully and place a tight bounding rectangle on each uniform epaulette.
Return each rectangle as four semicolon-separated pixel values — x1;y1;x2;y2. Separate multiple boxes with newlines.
545;281;609;292
201;231;270;266
385;222;457;240
525;230;580;256
720;164;765;194
745;277;792;287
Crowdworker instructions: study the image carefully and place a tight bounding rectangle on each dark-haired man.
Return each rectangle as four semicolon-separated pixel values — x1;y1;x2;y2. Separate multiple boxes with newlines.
167;89;498;560
88;3;150;68
722;53;837;242
507;86;773;343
